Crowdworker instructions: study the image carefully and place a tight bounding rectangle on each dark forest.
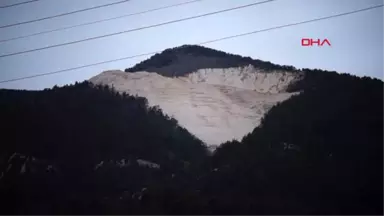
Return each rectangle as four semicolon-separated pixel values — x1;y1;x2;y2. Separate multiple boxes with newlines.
0;48;382;214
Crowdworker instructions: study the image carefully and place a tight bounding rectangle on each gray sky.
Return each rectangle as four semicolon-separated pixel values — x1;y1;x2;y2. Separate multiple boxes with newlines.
0;0;382;90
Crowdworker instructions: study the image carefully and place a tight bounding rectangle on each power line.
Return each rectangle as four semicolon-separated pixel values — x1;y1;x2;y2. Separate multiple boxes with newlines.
0;0;275;59
0;0;205;43
0;0;41;9
199;4;384;45
0;4;382;84
0;0;131;29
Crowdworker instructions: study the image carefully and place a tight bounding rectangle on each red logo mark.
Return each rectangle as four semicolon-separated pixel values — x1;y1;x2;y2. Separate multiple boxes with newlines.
301;38;331;47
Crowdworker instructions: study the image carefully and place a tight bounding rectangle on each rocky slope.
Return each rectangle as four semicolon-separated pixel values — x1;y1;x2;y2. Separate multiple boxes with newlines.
90;65;302;145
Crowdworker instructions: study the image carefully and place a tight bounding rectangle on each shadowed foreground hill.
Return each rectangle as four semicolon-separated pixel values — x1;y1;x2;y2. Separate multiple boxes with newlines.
0;82;209;214
0;82;208;166
211;69;383;214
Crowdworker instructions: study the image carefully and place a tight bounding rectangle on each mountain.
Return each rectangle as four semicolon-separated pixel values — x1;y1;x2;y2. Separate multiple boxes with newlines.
93;45;304;145
0;45;382;214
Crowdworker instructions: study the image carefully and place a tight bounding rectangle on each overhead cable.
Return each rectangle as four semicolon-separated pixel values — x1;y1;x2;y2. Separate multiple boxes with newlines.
0;0;275;58
0;0;41;9
0;0;205;43
0;4;382;84
0;0;131;29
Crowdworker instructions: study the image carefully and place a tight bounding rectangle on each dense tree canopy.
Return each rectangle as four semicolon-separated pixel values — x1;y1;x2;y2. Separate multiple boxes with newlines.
211;69;383;214
125;45;297;76
0;82;209;214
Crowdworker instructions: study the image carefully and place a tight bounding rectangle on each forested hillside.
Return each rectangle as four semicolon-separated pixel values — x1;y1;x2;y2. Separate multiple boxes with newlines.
0;81;208;166
125;45;297;76
0;82;209;214
211;69;383;214
0;62;382;214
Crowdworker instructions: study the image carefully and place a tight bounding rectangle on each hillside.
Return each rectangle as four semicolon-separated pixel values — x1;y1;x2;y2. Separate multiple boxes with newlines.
0;82;208;164
210;69;383;214
0;82;210;214
0;45;382;214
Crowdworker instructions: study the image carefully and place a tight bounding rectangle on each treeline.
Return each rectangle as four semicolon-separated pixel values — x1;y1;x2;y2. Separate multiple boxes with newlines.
125;45;297;76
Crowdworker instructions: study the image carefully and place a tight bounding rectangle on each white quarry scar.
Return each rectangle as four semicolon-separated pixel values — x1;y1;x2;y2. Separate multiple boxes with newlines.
89;65;302;146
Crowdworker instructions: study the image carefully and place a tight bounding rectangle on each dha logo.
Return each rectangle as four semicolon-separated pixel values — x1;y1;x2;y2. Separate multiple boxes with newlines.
301;38;331;47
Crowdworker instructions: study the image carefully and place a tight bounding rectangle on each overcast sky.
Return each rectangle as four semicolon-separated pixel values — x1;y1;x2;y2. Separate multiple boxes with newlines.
0;0;382;90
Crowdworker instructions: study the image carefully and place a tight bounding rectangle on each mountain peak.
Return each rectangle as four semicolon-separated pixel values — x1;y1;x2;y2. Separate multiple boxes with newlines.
125;45;297;77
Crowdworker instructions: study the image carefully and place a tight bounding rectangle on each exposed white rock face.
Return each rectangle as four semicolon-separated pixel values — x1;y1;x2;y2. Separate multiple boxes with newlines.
182;65;300;93
136;159;160;169
89;67;302;146
93;159;160;170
